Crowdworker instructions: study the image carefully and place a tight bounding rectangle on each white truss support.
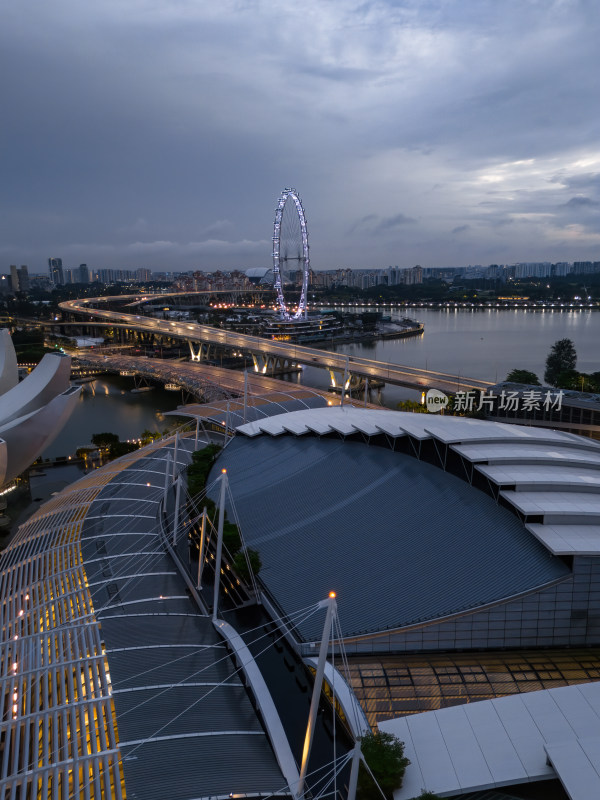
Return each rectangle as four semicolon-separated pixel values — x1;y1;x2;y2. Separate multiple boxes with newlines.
212;470;228;622
172;475;182;547
296;593;337;799
188;341;201;362
347;741;364;800
163;452;172;504
197;508;208;589
172;432;179;480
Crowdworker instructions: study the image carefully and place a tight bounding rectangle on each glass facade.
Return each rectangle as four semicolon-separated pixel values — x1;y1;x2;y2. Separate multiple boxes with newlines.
347;648;600;729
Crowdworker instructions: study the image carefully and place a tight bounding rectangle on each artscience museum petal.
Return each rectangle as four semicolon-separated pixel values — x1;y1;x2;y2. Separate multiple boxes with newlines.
0;330;80;488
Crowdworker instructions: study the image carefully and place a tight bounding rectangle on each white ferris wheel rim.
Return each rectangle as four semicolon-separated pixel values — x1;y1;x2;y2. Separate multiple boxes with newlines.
272;187;310;320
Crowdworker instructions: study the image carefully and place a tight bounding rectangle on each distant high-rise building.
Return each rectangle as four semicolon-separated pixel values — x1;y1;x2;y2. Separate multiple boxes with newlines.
48;257;64;286
9;265;19;292
552;262;573;277
515;262;552;279
78;264;89;283
18;266;29;292
573;261;600;275
135;268;151;282
402;265;423;285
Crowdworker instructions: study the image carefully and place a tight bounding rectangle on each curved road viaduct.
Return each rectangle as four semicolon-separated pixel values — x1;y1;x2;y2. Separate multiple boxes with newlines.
60;296;493;395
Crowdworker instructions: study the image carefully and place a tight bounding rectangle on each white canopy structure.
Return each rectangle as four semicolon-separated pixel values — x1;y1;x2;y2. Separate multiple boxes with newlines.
380;682;600;800
0;330;80;487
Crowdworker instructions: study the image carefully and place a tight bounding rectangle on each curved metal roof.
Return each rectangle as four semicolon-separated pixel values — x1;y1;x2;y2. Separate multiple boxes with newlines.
214;430;570;641
0;436;286;799
236;407;600;557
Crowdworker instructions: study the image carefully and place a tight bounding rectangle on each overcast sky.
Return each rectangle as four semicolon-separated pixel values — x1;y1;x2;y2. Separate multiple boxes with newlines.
2;0;600;273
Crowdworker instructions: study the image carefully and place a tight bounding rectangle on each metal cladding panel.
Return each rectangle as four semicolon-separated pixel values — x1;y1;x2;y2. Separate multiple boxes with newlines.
107;645;234;688
100;614;216;649
477;464;600;488
501;490;600;518
526;523;600;555
114;685;263;740
212;436;570;641
119;736;286;800
453;442;600;466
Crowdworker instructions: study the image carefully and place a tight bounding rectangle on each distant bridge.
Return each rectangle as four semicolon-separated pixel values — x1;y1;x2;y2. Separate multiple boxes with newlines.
60;296;493;394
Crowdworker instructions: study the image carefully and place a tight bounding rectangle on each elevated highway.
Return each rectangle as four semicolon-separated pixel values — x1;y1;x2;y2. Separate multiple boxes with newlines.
60;296;493;394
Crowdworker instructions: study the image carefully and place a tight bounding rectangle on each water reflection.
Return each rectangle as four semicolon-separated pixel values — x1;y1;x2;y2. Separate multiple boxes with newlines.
42;375;182;459
317;307;600;407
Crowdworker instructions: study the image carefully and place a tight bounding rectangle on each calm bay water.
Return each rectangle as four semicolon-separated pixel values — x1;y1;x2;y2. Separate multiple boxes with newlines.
299;307;600;406
43;310;600;455
41;375;183;459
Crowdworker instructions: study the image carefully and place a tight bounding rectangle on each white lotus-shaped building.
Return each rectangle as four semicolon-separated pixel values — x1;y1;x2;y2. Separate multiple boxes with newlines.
0;328;81;487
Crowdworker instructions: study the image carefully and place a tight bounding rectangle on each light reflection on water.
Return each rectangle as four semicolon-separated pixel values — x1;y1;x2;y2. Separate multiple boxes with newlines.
42;375;183;459
303;307;600;406
44;309;600;455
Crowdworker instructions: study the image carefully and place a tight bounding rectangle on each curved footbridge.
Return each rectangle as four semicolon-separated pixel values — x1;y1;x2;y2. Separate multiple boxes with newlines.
61;296;493;394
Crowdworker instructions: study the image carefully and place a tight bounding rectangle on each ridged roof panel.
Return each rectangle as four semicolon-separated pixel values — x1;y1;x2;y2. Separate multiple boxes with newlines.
214;435;569;641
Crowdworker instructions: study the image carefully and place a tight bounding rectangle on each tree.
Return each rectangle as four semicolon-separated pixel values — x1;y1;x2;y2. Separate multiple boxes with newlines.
90;432;139;461
357;731;410;800
412;792;442;800
187;444;222;497
554;369;579;390
544;338;577;386
397;400;428;413
232;548;262;582
109;440;139;459
91;432;120;449
140;428;161;445
223;520;242;556
505;369;541;385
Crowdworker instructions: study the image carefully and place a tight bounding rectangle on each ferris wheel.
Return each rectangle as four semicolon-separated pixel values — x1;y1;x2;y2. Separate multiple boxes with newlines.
272;188;310;320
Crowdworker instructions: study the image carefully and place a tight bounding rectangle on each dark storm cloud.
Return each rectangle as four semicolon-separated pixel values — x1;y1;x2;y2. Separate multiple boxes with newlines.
2;0;600;270
375;214;417;232
563;197;599;209
350;213;416;234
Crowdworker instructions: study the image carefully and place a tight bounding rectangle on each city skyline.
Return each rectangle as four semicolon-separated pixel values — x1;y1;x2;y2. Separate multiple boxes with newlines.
2;1;600;270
